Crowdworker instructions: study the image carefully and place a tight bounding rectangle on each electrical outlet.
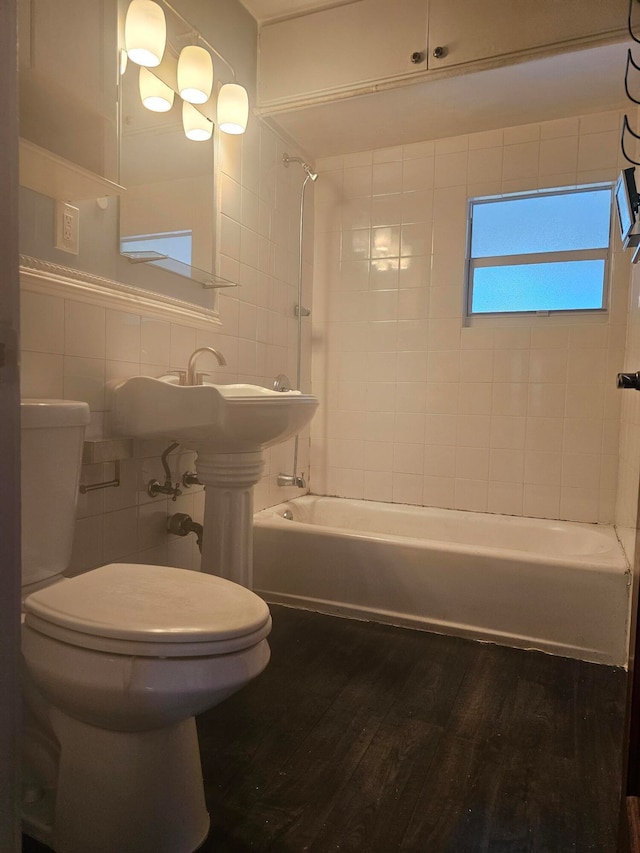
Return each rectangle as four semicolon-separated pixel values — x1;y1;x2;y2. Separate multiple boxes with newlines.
55;202;80;255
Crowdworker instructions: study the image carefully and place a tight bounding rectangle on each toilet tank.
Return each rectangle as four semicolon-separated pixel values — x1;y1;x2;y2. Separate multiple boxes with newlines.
21;400;91;589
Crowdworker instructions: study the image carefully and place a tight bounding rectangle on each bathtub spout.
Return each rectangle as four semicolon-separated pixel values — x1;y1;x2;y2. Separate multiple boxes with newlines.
277;473;306;488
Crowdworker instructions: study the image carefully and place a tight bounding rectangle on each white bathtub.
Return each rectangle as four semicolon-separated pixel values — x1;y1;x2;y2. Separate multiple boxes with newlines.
253;496;630;666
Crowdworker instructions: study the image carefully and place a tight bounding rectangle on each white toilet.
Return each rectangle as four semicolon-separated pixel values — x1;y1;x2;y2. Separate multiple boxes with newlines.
20;398;272;853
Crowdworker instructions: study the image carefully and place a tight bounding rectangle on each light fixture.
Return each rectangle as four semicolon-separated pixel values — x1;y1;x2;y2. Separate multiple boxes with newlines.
124;0;166;68
182;102;212;141
217;83;249;135
177;46;213;105
139;67;174;112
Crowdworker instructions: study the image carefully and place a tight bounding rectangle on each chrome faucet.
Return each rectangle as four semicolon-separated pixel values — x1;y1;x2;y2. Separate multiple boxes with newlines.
186;347;226;385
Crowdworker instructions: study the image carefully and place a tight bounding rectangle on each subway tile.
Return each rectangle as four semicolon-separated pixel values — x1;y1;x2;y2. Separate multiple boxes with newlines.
487;481;523;516
403;140;436;159
540;117;580;139
373;146;403;163
105;310;141;363
394;412;426;444
103;507;138;563
63;356;105;412
523;484;560;519
402;157;435;192
579;111;621;135
456;414;491;447
468;128;504;150
562;418;603;454
65;300;105;359
392;472;423;504
490;415;527;450
468;147;503;184
491;383;528;417
140;318;171;365
489;448;524;483
458;382;492;415
21;290;64;354
561;453;600;489
502;141;540;181
538;136;579;175
492;349;529;383
528;383;566;418
525;417;564;452
577;131;619;172
560;486;599;523
69;515;103;575
373;161;403;195
434;151;468;188
454;478;488;512
455;446;489;480
401;190;434;225
21;351;64;398
393;443;424;475
423;475;455;508
424;445;456;478
363;441;394;472
524;451;562;486
425;382;459;414
363;470;393;502
504;123;540;145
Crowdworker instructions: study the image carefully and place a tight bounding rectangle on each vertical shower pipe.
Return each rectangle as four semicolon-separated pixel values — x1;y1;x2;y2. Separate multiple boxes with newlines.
277;154;318;488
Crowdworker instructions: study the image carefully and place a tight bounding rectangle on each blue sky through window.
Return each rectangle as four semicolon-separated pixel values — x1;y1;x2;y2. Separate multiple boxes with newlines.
471;260;606;313
471;190;611;257
468;187;612;314
121;231;193;266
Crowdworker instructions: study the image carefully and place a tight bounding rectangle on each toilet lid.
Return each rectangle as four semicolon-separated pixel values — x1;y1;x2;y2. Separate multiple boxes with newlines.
23;563;271;648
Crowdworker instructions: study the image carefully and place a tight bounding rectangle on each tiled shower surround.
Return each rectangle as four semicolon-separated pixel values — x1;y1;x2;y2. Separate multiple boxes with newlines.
19;120;313;573
19;105;638;576
311;109;631;524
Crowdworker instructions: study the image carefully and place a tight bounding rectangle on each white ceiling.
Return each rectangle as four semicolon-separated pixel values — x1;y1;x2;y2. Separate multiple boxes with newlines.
240;0;350;23
259;41;630;159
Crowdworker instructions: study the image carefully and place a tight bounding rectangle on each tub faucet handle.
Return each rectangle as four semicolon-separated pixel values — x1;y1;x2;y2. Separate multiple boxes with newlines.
617;371;640;390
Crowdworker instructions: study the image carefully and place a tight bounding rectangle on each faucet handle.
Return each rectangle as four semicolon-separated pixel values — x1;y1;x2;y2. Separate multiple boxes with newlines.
166;370;187;385
195;372;210;385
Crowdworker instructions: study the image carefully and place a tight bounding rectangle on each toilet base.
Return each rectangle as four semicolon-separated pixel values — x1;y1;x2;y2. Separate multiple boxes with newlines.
33;710;210;853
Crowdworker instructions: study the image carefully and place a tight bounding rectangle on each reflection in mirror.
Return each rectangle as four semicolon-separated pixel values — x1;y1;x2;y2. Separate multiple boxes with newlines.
119;58;216;285
118;0;241;290
120;1;215;286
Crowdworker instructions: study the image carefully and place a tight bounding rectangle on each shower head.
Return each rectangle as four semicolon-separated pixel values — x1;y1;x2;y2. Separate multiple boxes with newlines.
283;153;318;182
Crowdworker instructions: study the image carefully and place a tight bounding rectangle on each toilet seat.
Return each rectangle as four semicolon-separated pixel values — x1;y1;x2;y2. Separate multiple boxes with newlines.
23;563;272;658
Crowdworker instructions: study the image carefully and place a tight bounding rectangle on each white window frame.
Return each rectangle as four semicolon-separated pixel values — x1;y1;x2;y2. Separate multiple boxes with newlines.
465;184;614;318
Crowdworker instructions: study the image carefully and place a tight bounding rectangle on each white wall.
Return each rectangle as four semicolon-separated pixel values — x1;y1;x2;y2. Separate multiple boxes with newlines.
311;109;630;523
20;121;314;573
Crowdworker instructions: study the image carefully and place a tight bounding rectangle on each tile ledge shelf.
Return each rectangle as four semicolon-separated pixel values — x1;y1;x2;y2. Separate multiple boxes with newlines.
19;255;222;331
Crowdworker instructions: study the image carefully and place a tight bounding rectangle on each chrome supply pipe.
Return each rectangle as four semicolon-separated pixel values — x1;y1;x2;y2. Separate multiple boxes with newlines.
279;153;318;489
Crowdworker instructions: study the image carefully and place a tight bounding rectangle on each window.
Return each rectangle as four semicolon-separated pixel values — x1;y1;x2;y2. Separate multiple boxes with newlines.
466;185;613;315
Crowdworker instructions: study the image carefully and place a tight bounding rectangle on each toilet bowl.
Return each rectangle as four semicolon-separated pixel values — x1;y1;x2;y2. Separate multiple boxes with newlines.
20;399;272;853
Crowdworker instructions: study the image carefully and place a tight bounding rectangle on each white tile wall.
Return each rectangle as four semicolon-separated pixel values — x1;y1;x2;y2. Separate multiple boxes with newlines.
312;109;631;524
20;121;315;573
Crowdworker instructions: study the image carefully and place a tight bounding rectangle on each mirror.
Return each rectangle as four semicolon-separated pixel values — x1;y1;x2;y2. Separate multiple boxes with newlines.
118;0;236;290
17;0;237;311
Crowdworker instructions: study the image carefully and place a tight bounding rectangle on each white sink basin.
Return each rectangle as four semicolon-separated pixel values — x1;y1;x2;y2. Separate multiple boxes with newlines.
111;375;318;453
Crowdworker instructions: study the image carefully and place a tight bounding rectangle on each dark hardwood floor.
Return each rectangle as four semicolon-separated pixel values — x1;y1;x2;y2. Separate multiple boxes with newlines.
23;605;627;852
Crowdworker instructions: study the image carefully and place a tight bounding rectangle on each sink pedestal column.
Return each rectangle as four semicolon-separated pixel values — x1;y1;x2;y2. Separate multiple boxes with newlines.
194;451;264;588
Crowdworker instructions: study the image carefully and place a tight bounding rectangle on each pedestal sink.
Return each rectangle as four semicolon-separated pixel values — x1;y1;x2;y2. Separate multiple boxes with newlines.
111;375;318;587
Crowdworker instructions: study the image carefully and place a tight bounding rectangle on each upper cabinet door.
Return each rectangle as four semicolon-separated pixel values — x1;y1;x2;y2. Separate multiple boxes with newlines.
258;0;428;107
427;0;628;70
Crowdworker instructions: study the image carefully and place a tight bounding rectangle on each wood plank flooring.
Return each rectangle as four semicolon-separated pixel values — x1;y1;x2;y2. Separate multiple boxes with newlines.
22;605;627;852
